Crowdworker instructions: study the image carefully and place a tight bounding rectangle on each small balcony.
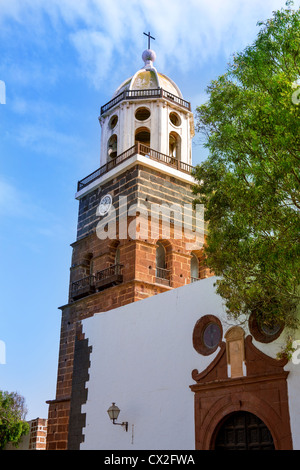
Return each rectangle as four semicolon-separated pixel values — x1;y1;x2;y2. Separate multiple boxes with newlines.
71;263;124;301
77;143;194;192
155;267;170;286
94;263;124;291
71;275;96;301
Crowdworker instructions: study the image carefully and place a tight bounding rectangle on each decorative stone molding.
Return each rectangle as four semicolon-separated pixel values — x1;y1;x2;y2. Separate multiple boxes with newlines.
190;334;293;450
225;326;245;378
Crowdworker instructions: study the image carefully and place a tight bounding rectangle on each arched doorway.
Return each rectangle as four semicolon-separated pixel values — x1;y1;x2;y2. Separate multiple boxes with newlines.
190;333;293;450
214;411;275;450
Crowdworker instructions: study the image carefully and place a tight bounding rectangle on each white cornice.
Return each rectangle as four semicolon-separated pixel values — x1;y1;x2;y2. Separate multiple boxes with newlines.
75;153;195;200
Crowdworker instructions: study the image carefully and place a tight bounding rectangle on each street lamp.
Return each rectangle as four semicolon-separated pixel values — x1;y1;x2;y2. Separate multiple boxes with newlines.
107;403;128;432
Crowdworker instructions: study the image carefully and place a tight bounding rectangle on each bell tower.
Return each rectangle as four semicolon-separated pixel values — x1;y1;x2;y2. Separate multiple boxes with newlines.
99;44;193;169
46;39;209;450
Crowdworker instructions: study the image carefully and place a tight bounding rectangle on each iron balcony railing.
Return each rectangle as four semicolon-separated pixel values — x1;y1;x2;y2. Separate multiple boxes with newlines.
94;263;123;290
77;143;194;191
70;265;201;300
71;264;124;301
100;87;191;115
71;275;96;301
155;267;170;286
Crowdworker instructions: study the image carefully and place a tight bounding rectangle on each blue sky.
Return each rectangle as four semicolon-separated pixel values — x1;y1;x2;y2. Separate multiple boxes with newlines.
0;0;298;421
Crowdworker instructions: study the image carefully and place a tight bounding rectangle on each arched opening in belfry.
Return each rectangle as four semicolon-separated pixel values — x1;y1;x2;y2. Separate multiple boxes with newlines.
190;253;199;282
155;240;171;286
169;131;181;160
107;134;117;159
135;127;150;149
156;241;166;272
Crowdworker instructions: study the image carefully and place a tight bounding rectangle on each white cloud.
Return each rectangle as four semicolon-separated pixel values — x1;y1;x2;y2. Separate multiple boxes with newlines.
69;30;114;86
66;0;294;88
0;0;296;89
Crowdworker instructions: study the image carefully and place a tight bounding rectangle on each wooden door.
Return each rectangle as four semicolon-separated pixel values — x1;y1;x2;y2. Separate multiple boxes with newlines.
214;411;275;450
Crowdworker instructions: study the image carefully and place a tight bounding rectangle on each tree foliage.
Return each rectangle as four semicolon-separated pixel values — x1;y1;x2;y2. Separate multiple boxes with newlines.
0;391;29;450
193;2;300;335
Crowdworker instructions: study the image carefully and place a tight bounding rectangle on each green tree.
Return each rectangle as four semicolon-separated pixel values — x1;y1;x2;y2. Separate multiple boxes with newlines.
0;391;30;450
193;2;300;345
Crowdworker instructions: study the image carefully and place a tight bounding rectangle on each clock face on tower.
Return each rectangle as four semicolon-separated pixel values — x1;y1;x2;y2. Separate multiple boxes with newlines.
98;194;112;216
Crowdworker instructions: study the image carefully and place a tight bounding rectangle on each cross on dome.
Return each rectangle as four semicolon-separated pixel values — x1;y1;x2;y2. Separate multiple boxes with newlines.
143;31;155;49
142;31;156;68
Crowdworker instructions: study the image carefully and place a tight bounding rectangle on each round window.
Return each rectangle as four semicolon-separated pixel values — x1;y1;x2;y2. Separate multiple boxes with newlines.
169;112;181;126
249;313;283;343
260;322;282;336
203;322;222;349
135;107;151;121
193;315;222;356
109;115;118;129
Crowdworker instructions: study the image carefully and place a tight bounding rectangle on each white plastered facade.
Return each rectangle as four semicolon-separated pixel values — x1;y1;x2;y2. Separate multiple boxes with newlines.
80;276;300;450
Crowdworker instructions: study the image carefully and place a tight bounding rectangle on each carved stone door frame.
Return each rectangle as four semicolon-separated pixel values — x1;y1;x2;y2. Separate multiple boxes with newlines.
190;335;293;450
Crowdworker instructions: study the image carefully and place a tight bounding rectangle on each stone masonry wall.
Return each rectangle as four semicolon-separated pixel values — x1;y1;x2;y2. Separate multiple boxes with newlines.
76;164;198;241
47;163;210;450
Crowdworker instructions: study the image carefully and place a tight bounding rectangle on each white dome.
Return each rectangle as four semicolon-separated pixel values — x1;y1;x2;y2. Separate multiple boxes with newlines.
112;49;183;99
